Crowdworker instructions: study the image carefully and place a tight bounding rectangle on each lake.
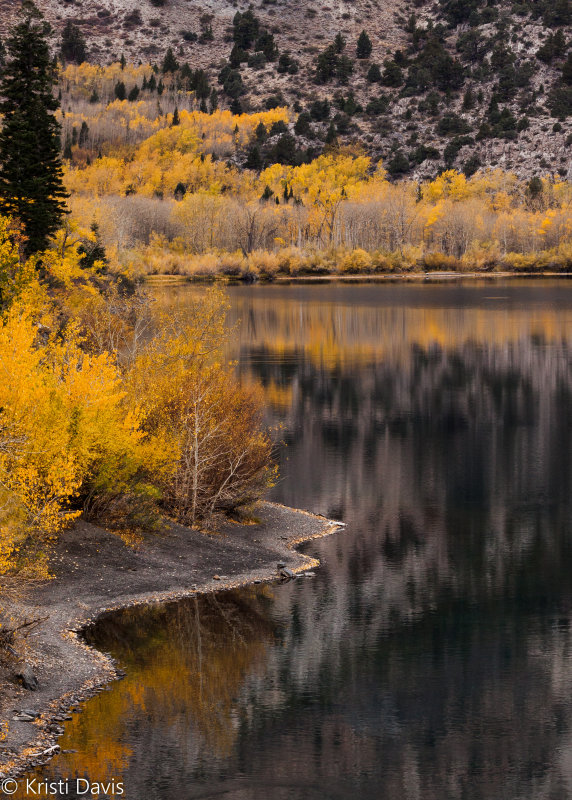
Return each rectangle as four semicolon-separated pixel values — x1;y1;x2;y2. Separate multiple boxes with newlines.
17;279;572;799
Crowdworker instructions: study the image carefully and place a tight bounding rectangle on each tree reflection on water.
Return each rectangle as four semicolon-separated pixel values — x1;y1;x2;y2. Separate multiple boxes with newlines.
20;281;572;800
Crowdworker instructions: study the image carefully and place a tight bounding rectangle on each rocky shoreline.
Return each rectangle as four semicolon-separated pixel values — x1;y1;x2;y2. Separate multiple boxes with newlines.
0;502;343;780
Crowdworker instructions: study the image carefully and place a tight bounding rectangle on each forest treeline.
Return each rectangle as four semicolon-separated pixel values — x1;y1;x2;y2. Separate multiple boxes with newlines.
56;63;572;278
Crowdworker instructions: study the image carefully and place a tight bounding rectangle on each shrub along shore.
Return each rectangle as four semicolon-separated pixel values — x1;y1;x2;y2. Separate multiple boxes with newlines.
135;245;572;282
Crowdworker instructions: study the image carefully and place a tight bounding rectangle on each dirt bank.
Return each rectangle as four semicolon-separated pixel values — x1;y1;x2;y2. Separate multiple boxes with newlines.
0;502;342;779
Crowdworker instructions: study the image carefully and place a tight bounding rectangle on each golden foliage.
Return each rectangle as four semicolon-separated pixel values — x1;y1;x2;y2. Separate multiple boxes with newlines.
130;288;276;525
0;228;274;574
0;298;146;574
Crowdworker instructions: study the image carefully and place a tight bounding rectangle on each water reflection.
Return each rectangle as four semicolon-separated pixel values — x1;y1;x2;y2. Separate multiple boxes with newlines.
21;280;572;799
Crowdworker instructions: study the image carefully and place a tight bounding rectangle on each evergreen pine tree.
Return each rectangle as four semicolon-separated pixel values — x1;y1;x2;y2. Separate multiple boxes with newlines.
334;32;346;54
78;120;89;147
246;145;263;171
0;1;68;254
563;53;572;86
63;136;72;160
194;69;210;100
174;182;186;200
325;121;338;146
230;44;247;68
336;55;354;84
462;86;476;110
78;221;107;271
60;20;87;64
171;106;180;126
356;30;372;59
114;80;126;100
367;63;381;83
162;47;179;73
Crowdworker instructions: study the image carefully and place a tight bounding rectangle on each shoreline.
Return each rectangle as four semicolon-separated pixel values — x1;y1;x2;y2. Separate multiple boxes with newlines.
143;271;572;285
0;502;343;780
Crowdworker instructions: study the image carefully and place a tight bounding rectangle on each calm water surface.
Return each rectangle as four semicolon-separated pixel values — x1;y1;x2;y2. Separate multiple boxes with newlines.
19;280;572;799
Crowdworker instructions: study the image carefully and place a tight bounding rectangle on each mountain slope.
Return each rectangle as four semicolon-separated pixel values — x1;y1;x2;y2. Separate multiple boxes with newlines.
1;0;571;179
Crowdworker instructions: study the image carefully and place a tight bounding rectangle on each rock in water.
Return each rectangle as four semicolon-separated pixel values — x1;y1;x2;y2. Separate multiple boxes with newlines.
280;567;295;579
15;665;39;691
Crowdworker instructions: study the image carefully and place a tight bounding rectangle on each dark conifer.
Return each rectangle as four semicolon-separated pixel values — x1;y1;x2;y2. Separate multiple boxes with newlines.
60;21;87;64
356;30;372;59
563;52;572;86
334;32;346;54
367;63;381;83
0;1;68;254
78;221;107;271
162;47;179;74
78;120;89;147
325;121;338;145
246;145;263;171
114;80;126;100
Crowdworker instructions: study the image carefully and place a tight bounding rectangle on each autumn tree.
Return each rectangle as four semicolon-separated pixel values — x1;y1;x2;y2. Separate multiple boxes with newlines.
131;289;275;524
0;1;68;254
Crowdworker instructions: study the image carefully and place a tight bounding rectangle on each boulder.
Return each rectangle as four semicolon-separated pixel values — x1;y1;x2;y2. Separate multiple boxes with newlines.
15;665;38;691
280;567;295;579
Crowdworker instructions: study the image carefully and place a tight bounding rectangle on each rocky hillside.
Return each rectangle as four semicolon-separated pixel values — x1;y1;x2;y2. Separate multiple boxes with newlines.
1;0;572;179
